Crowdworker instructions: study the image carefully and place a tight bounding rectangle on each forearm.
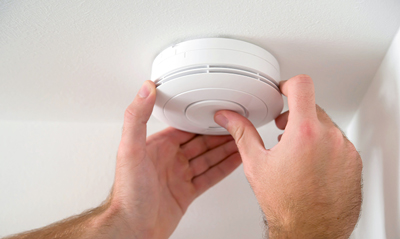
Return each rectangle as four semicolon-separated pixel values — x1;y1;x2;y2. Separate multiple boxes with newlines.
264;212;353;239
4;198;128;239
268;226;349;239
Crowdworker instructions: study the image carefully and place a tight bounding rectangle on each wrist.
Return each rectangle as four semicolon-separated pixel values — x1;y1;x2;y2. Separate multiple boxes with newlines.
268;225;298;239
266;215;350;239
91;199;156;239
266;216;296;239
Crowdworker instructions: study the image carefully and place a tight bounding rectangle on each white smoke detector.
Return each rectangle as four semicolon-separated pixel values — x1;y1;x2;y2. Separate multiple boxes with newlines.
151;38;283;135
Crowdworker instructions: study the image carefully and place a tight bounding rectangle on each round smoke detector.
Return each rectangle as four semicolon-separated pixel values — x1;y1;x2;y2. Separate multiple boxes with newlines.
151;38;283;135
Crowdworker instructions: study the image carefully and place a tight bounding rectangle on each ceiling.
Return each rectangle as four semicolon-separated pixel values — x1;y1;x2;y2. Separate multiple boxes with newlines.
1;0;400;129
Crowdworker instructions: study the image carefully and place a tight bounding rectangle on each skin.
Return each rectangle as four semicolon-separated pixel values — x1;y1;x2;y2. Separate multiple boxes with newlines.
5;75;362;239
214;74;363;238
5;80;242;239
105;80;242;238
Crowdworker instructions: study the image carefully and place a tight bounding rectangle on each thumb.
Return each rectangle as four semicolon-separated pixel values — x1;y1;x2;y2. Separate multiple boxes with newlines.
119;80;156;158
214;110;265;161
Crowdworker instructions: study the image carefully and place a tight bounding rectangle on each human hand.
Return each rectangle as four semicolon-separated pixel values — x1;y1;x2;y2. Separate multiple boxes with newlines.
100;80;241;239
214;75;362;238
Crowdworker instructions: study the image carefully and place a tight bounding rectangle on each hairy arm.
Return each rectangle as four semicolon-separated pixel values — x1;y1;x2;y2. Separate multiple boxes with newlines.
5;80;240;239
215;75;362;239
3;196;127;239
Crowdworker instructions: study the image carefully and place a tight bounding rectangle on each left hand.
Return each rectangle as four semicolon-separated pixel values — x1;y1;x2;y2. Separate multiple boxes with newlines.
101;80;242;239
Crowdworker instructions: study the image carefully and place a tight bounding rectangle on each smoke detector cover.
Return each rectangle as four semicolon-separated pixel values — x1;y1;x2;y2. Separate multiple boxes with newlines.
151;38;283;135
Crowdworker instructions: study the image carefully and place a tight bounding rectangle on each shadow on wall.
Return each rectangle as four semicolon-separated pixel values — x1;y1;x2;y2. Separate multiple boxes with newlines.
354;66;399;238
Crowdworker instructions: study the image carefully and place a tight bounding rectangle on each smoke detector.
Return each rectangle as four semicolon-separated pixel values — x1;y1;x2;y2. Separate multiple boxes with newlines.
151;38;283;135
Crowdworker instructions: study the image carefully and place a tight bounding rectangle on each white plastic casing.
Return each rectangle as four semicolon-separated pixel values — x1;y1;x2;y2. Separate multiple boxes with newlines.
150;38;283;135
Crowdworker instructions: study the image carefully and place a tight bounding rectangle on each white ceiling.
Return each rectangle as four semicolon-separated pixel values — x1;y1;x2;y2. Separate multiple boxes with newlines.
1;0;400;128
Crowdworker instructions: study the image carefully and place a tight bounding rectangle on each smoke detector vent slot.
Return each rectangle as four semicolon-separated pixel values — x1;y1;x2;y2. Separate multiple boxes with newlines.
155;65;279;91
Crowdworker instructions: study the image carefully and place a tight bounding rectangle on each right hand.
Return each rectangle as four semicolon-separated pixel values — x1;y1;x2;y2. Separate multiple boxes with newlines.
214;75;362;238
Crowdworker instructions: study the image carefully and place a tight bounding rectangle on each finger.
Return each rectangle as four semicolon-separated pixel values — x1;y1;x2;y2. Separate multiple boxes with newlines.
275;111;289;130
214;110;265;160
190;140;238;177
181;134;234;160
279;75;317;122
192;152;242;196
119;80;156;158
148;126;196;145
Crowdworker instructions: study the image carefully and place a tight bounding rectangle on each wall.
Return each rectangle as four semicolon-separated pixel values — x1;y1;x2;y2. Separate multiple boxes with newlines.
0;116;283;238
1;31;399;237
347;27;400;239
0;121;121;236
2;27;399;237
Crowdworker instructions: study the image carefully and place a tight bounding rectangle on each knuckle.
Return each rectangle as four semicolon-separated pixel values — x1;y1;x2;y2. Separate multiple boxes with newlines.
294;74;313;84
289;75;315;103
202;136;211;151
232;125;246;147
290;74;314;88
124;107;137;121
124;106;146;125
347;142;363;169
327;127;345;146
298;119;318;140
223;142;231;155
355;153;363;171
345;137;357;152
185;168;194;182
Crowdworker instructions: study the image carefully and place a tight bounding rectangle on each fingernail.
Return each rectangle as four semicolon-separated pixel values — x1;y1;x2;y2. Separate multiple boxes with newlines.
138;82;150;98
215;114;228;128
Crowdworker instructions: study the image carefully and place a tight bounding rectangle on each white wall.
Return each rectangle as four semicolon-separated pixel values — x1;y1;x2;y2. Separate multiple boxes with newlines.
2;27;399;237
0;121;121;236
347;27;400;239
0;116;283;238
